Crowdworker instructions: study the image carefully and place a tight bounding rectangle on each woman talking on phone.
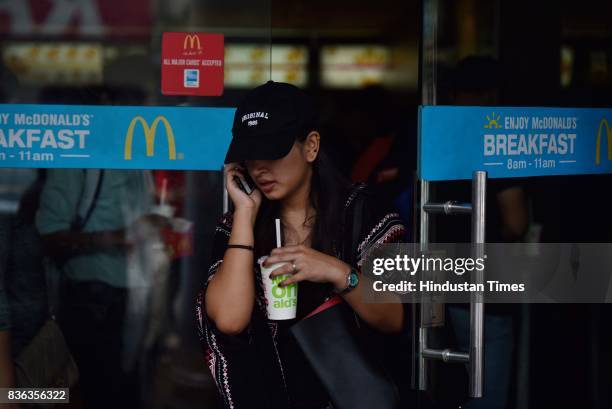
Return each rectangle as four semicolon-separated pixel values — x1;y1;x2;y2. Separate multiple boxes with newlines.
196;82;406;409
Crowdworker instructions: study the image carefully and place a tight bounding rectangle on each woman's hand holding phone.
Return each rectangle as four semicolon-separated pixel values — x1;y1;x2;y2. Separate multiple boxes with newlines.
225;163;262;225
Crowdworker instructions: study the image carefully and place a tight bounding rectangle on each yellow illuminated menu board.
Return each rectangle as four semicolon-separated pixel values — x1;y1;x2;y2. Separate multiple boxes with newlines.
224;45;308;88
3;43;103;86
321;45;389;88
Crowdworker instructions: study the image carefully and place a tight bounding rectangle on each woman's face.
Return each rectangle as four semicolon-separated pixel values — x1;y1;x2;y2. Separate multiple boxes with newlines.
245;132;320;201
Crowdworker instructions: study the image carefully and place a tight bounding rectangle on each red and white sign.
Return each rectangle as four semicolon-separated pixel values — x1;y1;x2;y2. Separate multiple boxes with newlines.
161;32;224;97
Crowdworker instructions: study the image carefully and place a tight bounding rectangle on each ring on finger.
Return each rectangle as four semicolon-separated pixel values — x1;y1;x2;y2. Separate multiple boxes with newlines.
291;262;297;274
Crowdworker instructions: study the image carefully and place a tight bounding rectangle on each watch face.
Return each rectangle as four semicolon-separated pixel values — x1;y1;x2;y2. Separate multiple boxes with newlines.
349;271;359;287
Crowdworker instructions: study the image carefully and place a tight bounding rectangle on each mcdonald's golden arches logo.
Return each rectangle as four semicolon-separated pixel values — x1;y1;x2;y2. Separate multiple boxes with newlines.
595;119;611;165
184;34;202;50
124;116;177;160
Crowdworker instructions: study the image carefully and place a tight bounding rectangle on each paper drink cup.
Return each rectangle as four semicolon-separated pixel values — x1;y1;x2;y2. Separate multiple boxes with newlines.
258;257;298;320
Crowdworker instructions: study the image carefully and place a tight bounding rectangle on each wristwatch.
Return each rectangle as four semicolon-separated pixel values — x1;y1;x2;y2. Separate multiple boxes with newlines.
334;268;359;295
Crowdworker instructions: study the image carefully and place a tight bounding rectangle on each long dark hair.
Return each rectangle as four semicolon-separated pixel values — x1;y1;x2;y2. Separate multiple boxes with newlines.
253;132;351;261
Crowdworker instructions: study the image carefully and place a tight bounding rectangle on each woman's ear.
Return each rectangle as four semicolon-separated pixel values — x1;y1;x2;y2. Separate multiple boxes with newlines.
304;131;320;163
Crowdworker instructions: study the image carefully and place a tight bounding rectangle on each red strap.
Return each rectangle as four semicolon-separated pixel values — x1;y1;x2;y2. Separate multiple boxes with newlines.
304;295;343;320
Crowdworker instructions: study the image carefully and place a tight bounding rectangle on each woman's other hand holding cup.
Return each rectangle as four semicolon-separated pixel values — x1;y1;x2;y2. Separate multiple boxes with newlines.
265;245;351;291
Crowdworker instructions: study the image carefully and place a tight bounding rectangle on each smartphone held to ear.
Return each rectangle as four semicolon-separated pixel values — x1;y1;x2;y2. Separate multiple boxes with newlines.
233;174;256;195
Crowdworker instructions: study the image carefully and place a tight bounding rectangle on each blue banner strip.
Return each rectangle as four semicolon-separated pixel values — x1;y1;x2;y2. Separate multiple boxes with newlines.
419;106;612;181
0;104;235;170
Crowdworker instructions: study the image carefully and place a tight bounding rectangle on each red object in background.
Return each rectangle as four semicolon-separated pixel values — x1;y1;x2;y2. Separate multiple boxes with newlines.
351;135;394;182
161;32;224;96
0;0;151;38
154;170;185;210
154;170;193;259
163;228;193;260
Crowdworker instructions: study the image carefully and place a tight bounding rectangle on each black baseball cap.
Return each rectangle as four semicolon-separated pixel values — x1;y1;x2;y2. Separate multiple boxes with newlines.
224;81;318;164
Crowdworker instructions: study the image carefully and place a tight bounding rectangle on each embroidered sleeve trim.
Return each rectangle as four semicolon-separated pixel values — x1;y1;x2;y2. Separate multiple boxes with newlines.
356;213;405;268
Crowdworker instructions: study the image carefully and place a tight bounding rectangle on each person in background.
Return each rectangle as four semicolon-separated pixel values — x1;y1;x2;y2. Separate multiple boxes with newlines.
36;168;166;409
0;171;48;409
350;86;416;238
0;283;17;409
0;67;40;409
0;188;16;409
1;171;48;352
138;170;191;408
